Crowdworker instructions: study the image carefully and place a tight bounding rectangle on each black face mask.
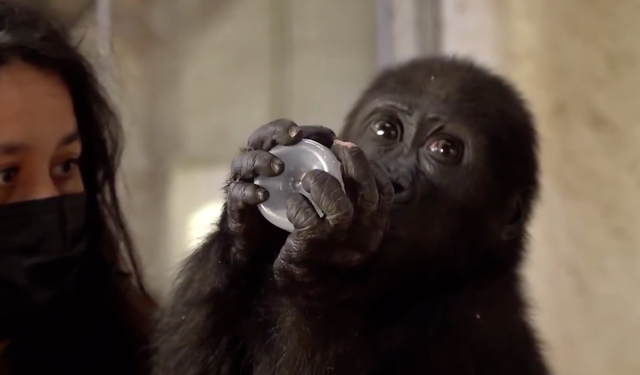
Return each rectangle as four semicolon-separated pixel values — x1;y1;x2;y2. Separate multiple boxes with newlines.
0;193;89;340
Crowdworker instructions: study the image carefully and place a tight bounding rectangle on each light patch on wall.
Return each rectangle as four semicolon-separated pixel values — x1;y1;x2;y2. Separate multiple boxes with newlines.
166;164;227;265
187;199;225;250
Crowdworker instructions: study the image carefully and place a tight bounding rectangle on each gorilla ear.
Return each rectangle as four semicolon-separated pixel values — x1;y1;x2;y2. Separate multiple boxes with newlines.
502;192;527;240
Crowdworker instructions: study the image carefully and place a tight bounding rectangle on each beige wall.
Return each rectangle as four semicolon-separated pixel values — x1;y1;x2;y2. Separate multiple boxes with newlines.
74;0;640;374
445;1;640;375
511;3;640;374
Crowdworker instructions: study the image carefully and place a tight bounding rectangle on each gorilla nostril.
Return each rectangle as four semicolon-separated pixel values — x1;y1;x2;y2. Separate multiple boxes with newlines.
392;182;405;194
391;180;416;204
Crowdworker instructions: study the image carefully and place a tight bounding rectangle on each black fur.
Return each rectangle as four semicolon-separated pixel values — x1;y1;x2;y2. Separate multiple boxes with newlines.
152;56;550;375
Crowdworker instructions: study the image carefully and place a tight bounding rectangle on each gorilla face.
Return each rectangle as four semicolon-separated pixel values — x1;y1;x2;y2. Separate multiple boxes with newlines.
339;57;538;251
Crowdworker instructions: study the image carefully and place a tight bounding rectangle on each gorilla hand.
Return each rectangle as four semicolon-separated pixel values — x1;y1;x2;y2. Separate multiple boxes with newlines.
223;119;336;264
273;141;394;306
151;120;335;375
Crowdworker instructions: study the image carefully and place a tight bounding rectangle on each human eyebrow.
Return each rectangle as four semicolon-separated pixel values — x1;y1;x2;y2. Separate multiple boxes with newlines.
58;130;80;147
0;130;80;156
0;141;27;155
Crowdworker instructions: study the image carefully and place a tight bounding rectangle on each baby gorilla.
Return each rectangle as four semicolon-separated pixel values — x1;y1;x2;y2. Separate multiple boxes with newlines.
153;56;550;375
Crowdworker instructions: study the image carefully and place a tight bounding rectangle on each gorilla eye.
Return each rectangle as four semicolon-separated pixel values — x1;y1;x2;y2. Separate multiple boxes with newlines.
427;136;464;164
371;117;402;141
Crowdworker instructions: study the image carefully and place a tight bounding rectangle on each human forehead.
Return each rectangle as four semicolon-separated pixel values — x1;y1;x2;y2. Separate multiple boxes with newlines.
0;60;77;140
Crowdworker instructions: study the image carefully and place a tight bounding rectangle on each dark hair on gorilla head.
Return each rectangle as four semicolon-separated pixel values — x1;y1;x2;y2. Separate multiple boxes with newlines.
0;1;156;374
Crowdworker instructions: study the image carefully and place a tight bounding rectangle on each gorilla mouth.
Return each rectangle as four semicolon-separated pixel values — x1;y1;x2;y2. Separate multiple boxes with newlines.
391;180;415;204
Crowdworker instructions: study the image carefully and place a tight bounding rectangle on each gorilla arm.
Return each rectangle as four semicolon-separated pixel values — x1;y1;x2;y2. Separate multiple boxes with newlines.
152;229;253;375
267;142;394;373
152;120;336;375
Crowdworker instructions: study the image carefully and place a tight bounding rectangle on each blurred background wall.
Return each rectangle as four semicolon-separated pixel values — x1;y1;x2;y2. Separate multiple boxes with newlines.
22;0;640;374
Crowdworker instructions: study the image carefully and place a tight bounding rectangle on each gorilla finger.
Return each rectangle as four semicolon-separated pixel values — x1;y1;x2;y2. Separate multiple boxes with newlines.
225;182;268;236
369;161;394;213
331;140;379;213
227;181;269;209
273;233;310;285
297;125;337;148
231;150;284;180
247;119;302;151
286;193;323;231
301;170;353;229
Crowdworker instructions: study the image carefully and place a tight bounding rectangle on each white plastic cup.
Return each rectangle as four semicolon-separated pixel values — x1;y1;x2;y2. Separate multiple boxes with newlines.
253;139;344;232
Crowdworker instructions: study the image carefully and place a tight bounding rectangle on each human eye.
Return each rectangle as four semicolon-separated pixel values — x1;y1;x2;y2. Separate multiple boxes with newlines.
0;166;18;186
51;158;80;179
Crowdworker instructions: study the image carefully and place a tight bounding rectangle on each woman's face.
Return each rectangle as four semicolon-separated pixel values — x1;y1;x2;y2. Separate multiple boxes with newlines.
0;60;83;204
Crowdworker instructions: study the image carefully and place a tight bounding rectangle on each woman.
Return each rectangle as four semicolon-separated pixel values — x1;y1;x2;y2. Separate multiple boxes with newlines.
0;1;156;374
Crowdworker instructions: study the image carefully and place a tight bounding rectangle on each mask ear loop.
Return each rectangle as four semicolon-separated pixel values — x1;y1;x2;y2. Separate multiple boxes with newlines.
57;195;90;294
59;195;70;254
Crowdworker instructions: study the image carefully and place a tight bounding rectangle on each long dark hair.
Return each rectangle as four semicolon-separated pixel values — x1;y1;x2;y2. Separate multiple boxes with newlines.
0;1;156;374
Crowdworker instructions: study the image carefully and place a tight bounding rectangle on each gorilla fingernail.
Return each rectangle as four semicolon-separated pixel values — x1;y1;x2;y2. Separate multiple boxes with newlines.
288;125;300;138
256;189;269;202
271;159;284;174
